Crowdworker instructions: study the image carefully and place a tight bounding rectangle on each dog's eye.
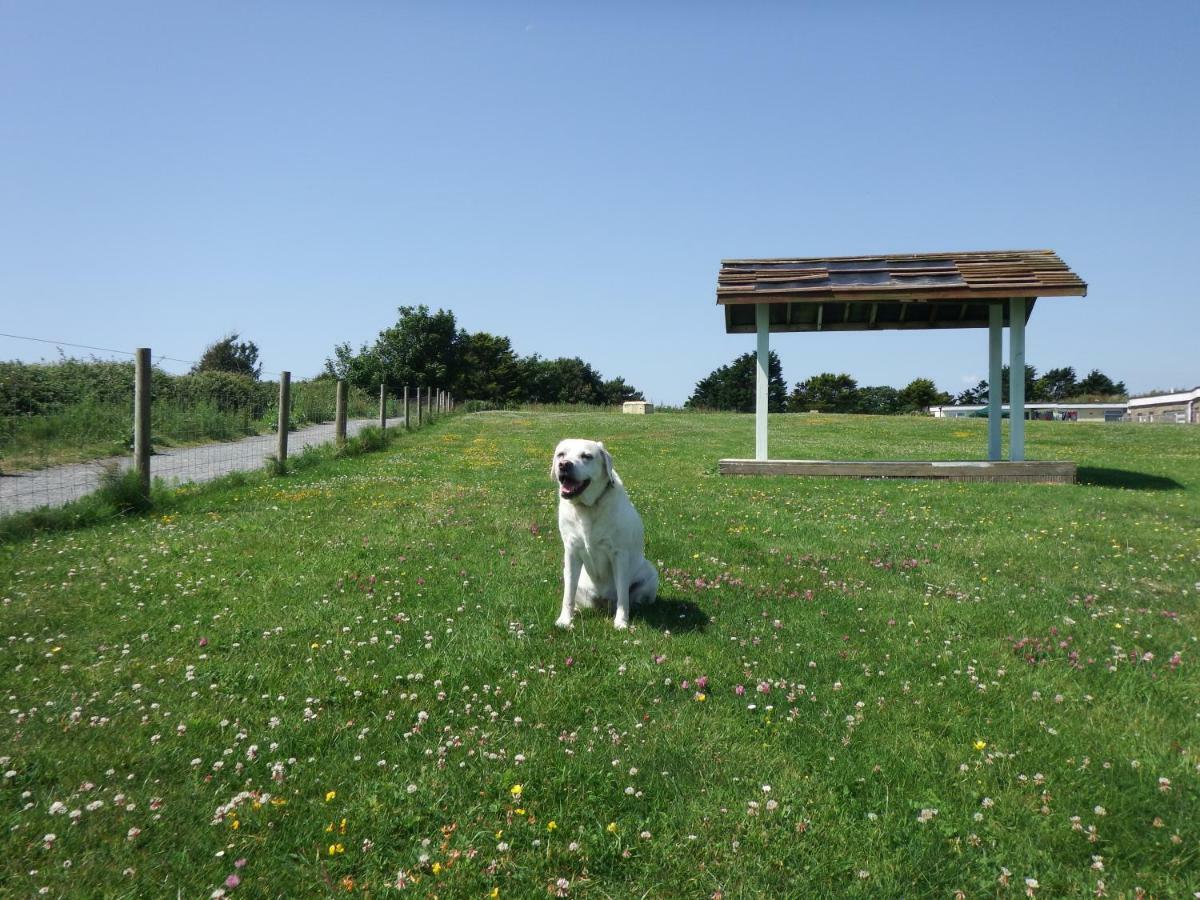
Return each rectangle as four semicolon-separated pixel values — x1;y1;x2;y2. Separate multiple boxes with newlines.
580;453;593;461
555;452;565;458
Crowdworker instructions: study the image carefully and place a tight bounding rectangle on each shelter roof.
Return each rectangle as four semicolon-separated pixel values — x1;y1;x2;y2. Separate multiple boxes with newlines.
718;249;1085;334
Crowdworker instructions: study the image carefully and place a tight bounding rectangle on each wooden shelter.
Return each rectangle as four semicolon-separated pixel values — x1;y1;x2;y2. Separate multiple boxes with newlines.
716;249;1087;482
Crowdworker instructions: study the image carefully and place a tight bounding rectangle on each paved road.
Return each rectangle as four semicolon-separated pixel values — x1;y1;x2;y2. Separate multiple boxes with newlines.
1;418;382;515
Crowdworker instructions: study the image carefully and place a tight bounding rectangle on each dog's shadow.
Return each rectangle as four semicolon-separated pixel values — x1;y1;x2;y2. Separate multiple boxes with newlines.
628;595;710;633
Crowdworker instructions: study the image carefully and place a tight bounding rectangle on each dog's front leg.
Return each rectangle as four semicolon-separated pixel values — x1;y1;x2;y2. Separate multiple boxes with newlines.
556;553;583;629
612;552;630;630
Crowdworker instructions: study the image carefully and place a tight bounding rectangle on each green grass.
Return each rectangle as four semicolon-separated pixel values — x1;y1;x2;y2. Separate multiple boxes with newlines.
1;412;1197;897
0;380;377;473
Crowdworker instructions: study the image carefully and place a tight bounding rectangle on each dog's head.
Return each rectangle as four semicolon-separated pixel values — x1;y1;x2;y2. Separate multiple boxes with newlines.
551;438;614;503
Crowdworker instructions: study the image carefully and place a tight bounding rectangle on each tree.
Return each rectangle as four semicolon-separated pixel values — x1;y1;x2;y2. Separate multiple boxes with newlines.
897;377;952;413
326;307;644;405
325;305;462;394
599;377;644;405
789;372;860;413
324;340;382;388
193;333;261;379
857;385;902;415
518;356;608;404
457;331;523;404
1035;366;1078;402
1076;369;1127;398
686;352;787;412
955;379;989;405
953;365;1038;405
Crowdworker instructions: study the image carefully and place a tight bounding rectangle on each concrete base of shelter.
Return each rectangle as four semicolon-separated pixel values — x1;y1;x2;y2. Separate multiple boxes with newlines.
718;459;1076;483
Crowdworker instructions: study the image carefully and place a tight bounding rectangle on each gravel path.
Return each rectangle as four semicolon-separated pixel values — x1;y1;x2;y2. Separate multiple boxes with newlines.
1;418;383;515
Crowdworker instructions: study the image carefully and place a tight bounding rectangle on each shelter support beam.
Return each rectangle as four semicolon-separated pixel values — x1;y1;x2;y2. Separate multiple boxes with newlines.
756;303;769;460
1009;297;1027;461
988;303;1003;460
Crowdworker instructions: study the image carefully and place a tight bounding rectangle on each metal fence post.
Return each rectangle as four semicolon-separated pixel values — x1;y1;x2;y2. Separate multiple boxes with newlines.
277;371;291;467
133;347;152;502
335;380;348;446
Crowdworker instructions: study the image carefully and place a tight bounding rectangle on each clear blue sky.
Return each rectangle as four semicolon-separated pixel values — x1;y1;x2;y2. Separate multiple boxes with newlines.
2;1;1197;403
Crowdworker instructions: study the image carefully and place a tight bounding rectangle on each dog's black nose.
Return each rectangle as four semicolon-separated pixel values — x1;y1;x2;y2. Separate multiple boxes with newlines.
558;459;573;473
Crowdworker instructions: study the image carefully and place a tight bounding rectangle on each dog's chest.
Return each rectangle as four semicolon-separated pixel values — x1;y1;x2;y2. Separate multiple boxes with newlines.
559;505;617;571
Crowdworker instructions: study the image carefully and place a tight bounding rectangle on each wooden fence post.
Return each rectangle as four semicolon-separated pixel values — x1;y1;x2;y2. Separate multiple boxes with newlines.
403;386;410;430
335;380;348;446
425;386;432;422
416;387;423;427
277;371;291;467
133;347;152;502
379;384;387;430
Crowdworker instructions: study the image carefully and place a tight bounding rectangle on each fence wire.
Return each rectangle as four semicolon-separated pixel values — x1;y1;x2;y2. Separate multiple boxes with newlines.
1;352;381;516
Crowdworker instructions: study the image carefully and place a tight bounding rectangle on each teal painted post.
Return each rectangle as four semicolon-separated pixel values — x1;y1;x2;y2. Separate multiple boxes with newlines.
988;303;1003;460
1009;297;1027;461
755;303;769;460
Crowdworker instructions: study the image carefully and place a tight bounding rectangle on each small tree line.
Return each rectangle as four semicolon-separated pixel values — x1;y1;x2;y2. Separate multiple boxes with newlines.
324;305;644;406
685;352;1127;414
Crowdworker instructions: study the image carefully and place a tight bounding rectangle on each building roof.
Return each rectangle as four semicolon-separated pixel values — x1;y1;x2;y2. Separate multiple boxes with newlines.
1127;387;1200;407
931;403;1127;411
718;249;1086;334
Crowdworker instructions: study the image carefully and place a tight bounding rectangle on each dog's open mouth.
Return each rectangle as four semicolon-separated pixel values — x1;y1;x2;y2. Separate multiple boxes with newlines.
559;476;590;499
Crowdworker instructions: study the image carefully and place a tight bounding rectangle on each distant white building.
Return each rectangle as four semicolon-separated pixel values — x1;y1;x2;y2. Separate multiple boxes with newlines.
929;402;1126;422
1126;388;1200;424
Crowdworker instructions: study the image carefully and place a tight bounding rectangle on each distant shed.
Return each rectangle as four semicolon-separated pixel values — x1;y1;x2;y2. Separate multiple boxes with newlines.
716;249;1088;481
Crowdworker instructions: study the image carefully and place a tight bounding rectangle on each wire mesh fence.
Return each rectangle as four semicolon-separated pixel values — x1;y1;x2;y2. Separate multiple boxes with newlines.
1;339;453;518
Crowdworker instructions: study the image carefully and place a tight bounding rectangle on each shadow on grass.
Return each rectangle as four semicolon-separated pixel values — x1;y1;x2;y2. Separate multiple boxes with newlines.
1077;467;1184;491
634;595;710;633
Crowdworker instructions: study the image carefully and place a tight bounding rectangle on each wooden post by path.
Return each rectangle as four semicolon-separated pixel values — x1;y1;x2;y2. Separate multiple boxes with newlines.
276;371;291;467
416;387;423;427
335;380;348;446
379;384;387;430
133;347;152;502
403;386;410;429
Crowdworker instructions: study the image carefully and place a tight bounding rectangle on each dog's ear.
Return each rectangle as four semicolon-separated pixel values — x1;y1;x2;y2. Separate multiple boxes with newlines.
598;444;614;484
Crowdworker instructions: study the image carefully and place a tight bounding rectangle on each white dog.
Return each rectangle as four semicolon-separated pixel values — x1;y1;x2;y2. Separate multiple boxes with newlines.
552;438;658;630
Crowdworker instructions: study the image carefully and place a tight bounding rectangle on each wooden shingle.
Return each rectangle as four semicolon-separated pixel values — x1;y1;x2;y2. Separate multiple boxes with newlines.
718;249;1086;333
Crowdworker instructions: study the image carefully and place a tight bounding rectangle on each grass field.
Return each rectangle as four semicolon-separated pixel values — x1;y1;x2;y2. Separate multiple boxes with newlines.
1;411;1197;897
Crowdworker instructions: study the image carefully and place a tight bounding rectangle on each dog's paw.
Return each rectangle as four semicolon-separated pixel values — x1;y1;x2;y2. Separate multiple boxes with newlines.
612;616;629;630
555;615;574;629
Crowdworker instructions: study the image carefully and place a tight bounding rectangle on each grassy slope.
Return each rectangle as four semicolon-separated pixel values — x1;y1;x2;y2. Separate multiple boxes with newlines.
1;412;1197;898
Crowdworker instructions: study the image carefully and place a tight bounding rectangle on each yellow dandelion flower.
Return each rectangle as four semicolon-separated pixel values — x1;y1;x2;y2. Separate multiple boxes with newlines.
973;740;987;751
489;889;500;899
432;862;443;875
547;821;557;832
695;692;707;702
606;821;618;834
510;784;523;798
230;818;239;830
325;790;336;802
